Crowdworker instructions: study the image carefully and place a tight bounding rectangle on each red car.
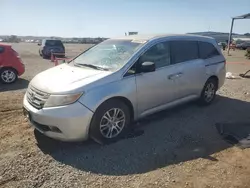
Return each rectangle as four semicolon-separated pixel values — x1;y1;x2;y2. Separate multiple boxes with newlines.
0;43;25;84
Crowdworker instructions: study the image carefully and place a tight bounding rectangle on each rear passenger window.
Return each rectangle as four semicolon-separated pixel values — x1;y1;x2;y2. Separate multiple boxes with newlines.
199;42;220;59
140;42;171;69
171;41;199;64
0;47;4;53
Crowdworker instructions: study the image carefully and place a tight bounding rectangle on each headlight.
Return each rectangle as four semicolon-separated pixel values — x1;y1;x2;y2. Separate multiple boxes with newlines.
44;93;83;108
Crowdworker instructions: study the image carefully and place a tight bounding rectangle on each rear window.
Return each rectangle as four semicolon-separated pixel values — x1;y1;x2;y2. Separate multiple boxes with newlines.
45;40;63;46
0;47;4;53
170;41;199;64
199;41;220;59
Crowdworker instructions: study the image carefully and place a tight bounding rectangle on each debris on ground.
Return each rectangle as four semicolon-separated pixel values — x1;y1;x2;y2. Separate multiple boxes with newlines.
226;72;236;79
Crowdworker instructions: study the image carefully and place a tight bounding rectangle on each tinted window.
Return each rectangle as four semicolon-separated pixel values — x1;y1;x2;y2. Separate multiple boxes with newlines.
0;47;4;53
140;42;171;68
199;41;220;59
171;41;199;64
45;40;63;46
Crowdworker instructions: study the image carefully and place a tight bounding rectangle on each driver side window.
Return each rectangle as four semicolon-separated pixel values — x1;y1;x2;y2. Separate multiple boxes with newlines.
124;41;171;77
140;42;171;69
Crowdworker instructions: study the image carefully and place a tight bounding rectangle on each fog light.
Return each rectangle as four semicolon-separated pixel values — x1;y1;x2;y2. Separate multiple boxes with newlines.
49;126;61;133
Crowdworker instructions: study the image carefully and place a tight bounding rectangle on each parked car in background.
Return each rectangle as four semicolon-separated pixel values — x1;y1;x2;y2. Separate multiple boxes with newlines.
23;34;226;144
38;39;65;58
236;42;250;50
0;43;25;84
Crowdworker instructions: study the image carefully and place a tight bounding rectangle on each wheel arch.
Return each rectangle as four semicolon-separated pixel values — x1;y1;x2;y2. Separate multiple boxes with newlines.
0;66;18;74
207;75;219;89
95;96;135;121
87;96;135;143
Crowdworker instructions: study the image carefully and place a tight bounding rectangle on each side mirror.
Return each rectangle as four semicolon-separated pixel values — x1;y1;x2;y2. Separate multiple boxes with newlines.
140;61;155;73
37;43;41;46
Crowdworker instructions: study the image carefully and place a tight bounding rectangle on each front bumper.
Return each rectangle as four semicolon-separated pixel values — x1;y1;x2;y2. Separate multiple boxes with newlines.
23;94;94;141
17;63;25;76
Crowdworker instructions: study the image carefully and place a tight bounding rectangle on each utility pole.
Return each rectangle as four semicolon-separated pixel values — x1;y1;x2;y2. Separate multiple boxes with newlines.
227;18;235;55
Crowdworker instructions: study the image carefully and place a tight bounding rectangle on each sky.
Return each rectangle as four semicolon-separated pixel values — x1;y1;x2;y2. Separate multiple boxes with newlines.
0;0;250;38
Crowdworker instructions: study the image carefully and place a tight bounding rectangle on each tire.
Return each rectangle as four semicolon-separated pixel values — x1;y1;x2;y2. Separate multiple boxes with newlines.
0;68;18;84
198;78;218;106
89;99;131;144
42;54;47;59
41;51;48;59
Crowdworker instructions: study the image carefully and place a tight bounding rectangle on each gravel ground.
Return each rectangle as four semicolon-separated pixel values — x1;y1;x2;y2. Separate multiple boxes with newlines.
1;44;250;188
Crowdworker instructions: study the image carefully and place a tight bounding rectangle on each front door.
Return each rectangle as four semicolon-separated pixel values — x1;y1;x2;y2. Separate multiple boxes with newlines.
135;41;179;117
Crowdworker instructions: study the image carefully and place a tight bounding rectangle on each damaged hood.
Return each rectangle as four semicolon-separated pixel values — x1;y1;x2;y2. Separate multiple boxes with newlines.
30;63;112;94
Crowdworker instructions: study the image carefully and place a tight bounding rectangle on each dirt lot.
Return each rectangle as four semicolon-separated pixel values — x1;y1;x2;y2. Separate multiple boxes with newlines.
1;44;250;188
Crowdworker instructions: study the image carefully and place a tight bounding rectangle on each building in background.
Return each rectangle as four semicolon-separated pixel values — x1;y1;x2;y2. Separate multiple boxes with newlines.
128;32;138;36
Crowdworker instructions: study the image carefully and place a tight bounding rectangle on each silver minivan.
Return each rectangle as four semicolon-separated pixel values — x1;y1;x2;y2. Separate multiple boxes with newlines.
23;34;226;144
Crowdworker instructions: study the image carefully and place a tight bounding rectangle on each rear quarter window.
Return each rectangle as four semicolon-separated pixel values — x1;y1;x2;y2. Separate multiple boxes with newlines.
0;47;4;53
199;41;220;59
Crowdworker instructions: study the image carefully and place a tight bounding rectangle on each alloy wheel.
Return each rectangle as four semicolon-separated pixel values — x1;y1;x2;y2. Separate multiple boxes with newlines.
1;70;16;83
204;82;215;102
99;108;126;139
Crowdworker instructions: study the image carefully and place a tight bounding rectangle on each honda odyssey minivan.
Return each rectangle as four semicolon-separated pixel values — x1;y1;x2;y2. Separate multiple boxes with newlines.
23;34;226;144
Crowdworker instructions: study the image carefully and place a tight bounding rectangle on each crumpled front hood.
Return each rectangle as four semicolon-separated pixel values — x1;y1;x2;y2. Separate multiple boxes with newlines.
30;64;112;94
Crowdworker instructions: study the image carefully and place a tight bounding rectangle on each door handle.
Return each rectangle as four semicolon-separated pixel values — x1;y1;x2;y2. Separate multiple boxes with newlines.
168;74;176;80
168;72;183;80
176;72;183;77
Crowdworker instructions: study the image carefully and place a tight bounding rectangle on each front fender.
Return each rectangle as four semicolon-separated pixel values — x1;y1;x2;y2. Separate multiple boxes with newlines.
78;76;137;118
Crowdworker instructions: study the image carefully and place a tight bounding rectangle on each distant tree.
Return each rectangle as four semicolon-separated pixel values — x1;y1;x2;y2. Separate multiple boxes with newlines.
6;35;20;43
244;33;250;36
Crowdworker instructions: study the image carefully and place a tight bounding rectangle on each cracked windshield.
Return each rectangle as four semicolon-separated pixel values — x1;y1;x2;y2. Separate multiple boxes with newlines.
72;39;144;71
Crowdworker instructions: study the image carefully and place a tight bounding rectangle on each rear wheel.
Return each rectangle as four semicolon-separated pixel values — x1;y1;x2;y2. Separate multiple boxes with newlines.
89;99;131;144
0;68;18;84
198;78;218;106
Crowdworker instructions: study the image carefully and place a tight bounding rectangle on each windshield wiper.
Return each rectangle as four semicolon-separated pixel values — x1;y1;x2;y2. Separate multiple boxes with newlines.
74;63;109;71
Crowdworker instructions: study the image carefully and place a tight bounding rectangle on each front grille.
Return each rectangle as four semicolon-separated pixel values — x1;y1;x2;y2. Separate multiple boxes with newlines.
26;86;50;109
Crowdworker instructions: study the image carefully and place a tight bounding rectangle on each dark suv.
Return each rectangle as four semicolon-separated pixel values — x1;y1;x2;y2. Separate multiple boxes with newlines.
38;39;65;58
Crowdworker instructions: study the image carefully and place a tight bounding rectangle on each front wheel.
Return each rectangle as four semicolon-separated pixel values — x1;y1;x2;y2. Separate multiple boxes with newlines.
89;99;131;144
198;78;218;106
0;68;18;84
